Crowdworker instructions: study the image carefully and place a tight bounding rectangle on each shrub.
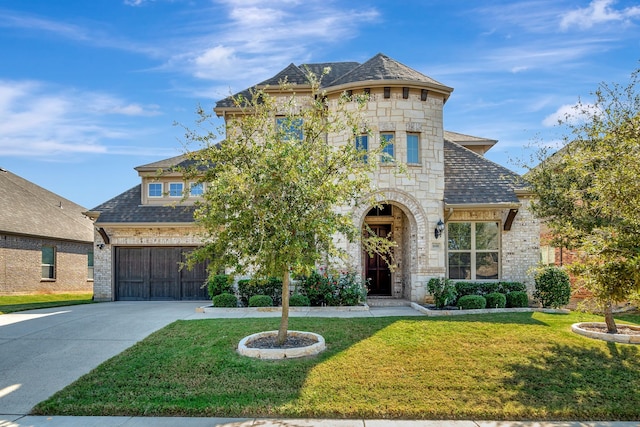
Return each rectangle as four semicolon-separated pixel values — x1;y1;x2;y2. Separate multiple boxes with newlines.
212;292;238;308
248;295;273;307
454;281;481;299
336;272;368;306
479;282;501;295
207;274;233;299
298;270;366;306
427;278;457;308
485;292;507;309
289;294;310;307
506;291;529;308
534;267;571;308
457;295;487;310
237;277;282;306
499;281;526;293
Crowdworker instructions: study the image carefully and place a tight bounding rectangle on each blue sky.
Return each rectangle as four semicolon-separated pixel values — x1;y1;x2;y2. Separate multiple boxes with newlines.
1;0;639;208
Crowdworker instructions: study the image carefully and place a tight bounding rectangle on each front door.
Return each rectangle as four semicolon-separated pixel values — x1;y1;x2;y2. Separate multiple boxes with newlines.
365;224;392;296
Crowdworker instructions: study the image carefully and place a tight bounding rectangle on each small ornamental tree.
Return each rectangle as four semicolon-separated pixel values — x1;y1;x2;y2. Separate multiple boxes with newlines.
181;70;395;345
525;68;640;333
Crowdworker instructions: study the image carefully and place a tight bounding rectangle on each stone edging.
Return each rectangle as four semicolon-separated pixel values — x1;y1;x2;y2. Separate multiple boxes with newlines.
196;304;369;313
571;322;640;344
237;330;326;359
410;302;569;317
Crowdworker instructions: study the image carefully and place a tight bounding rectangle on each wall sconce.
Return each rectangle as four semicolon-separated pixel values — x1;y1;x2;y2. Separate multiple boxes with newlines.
96;243;105;250
434;219;445;239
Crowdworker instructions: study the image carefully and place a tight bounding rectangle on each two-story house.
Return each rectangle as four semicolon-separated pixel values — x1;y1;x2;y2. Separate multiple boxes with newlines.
88;53;540;302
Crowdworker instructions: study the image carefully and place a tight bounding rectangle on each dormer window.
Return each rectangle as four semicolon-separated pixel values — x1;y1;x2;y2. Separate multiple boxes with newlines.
169;182;184;197
148;183;163;198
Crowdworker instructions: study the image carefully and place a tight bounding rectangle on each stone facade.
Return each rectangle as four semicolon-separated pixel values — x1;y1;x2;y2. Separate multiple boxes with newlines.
0;233;93;295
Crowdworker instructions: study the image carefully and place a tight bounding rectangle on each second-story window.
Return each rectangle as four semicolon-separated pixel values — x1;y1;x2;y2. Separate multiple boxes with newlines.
148;182;163;198
190;182;204;197
169;182;183;197
355;135;369;163
276;117;304;141
381;133;395;163
407;133;420;164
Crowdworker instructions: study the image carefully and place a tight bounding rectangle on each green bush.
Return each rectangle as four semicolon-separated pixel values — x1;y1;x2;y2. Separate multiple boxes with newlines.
454;282;481;298
237;277;282;306
212;292;238;308
479;282;501;295
336;272;368;306
534;267;571;308
499;281;526;293
427;278;457;308
298;270;367;306
457;295;487;310
248;295;273;307
506;291;529;308
289;294;310;307
485;292;506;309
207;274;233;299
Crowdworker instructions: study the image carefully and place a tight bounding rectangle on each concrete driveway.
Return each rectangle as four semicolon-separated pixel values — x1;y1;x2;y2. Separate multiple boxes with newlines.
0;301;209;416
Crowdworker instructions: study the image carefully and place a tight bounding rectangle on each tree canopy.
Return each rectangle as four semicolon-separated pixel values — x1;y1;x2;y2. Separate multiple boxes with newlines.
525;68;640;332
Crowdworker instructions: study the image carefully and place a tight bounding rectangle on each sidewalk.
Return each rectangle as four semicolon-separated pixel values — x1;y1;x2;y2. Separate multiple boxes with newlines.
2;416;639;426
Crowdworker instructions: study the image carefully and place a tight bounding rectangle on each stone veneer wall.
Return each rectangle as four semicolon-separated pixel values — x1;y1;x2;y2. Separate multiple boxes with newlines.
92;225;201;301
0;234;93;294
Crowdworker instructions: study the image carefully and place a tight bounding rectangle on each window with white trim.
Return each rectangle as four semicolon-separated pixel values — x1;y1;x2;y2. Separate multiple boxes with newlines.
407;133;420;164
380;132;394;163
148;182;163;198
169;182;184;197
447;222;500;280
189;182;204;197
41;246;56;280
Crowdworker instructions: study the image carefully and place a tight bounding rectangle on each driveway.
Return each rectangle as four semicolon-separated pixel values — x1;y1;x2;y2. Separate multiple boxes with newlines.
0;301;208;416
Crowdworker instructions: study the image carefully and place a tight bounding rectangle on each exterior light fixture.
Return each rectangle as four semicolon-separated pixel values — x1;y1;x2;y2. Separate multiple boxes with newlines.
434;219;445;239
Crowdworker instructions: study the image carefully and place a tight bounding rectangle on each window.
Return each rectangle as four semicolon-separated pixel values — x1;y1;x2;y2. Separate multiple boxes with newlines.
189;182;204;197
276;117;303;141
169;182;184;197
447;222;499;280
148;182;163;198
355;135;368;163
407;133;420;164
540;245;556;265
367;204;393;216
380;133;395;163
41;246;56;280
87;251;94;280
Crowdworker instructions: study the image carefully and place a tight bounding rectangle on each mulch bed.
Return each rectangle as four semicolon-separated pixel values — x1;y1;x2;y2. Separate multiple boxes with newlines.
580;324;640;335
246;334;318;349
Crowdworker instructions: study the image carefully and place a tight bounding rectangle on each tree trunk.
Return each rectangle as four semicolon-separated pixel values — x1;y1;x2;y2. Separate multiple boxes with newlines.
277;268;290;346
604;300;618;334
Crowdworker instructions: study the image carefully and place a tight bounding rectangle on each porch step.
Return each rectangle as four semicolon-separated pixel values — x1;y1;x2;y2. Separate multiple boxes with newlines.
366;297;412;307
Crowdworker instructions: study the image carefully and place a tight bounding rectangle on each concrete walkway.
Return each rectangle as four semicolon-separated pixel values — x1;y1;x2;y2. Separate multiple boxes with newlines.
0;302;637;427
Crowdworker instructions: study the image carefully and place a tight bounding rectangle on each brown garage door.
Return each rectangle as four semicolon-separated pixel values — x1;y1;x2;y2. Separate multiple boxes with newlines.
115;247;209;301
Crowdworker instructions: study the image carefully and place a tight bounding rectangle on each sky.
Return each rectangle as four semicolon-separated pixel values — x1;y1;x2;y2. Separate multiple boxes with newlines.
1;0;639;209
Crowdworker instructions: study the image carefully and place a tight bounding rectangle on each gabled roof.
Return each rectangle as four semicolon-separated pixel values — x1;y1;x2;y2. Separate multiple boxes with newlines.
91;185;196;225
215;53;451;110
443;140;524;206
444;130;497;154
0;168;93;242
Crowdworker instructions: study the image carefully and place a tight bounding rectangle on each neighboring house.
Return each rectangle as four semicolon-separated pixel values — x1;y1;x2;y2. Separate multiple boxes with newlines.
89;53;540;302
0;168;95;295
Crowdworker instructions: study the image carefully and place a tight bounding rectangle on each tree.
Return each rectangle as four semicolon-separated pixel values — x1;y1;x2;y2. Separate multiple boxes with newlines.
180;70;394;345
525;68;640;333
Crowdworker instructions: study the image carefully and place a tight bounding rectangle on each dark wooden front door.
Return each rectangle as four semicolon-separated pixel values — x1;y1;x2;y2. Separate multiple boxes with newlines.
115;247;209;301
365;224;392;296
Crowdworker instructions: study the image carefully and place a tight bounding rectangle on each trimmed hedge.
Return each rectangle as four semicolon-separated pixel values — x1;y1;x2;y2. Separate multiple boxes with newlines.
506;291;529;308
207;274;233;299
457;295;487;310
485;292;506;309
500;281;526;293
534;267;571;308
289;294;310;307
248;295;273;307
212;292;238;308
237;278;282;306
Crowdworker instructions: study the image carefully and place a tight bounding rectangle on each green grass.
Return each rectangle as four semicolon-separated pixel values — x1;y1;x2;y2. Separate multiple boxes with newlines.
33;311;640;420
0;293;94;314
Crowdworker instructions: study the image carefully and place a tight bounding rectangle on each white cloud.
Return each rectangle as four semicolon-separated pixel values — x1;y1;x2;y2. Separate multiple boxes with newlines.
542;102;601;127
0;80;163;158
560;0;640;30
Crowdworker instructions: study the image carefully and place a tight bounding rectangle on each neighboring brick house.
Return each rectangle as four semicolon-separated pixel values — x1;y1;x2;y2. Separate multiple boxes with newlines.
0;168;94;295
89;53;540;302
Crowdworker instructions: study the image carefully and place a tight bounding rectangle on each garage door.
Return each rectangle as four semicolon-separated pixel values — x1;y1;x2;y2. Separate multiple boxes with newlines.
115;247;209;301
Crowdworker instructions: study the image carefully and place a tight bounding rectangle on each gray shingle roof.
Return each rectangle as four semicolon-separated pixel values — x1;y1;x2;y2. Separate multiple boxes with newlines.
443;140;523;205
0;168;94;242
216;53;450;109
92;185;196;224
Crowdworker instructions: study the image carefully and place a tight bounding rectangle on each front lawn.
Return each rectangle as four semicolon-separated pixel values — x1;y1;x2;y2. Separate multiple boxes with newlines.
0;293;94;314
33;311;640;420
